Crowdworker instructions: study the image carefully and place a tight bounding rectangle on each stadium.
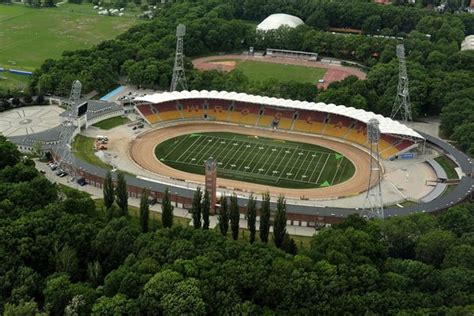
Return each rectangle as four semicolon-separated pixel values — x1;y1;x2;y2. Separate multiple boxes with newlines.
4;86;472;227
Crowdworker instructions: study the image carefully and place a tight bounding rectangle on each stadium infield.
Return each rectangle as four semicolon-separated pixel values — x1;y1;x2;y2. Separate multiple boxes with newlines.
130;122;374;199
155;132;355;189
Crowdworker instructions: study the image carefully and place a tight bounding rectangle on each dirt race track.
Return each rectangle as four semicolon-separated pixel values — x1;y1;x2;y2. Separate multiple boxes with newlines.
192;54;366;89
130;122;375;200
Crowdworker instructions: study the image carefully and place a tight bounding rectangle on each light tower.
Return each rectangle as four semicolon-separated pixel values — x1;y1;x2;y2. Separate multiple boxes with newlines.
170;24;187;92
56;80;81;177
391;44;412;122
363;118;384;219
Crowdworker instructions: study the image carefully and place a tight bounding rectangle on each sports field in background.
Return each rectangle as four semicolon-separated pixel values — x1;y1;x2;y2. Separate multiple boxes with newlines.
0;3;139;88
155;132;355;189
235;60;326;84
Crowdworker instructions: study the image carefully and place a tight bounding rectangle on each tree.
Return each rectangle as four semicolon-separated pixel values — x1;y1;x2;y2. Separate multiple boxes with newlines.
0;135;21;169
115;171;128;217
259;192;271;243
247;194;257;244
218;195;229;236
415;229;455;267
192;187;202;229
202;189;210;230
230;193;240;241
161;188;174;228
160;279;206;315
139;189;150;233
103;171;114;210
92;294;139;315
273;195;287;248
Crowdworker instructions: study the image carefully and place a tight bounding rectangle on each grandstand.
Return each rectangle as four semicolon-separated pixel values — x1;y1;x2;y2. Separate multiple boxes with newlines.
135;91;423;160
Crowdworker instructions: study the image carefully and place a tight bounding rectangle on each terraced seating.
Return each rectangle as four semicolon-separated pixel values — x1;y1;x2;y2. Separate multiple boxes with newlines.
323;115;354;138
180;99;205;119
292;110;326;133
258;107;295;129
346;122;367;146
380;147;400;160
228;102;259;126
208;100;232;121
154;102;182;122
396;139;413;151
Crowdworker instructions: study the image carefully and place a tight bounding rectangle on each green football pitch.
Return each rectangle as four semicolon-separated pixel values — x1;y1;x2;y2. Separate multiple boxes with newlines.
235;60;326;84
155;132;355;189
0;3;139;73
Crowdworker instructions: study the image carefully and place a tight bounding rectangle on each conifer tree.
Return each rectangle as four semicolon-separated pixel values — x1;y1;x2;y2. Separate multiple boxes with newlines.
246;194;257;244
115;171;128;217
230;193;240;240
218;195;229;236
103;170;114;210
161;188;174;228
139;189;150;233
192;187;202;229
259;192;271;243
273;195;287;248
202;189;210;230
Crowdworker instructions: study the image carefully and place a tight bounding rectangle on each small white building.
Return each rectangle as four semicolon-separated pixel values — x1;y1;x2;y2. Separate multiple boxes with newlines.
461;35;474;51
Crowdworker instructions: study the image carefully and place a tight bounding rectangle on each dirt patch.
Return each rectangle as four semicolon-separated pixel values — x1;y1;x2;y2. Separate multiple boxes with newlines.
130;122;376;200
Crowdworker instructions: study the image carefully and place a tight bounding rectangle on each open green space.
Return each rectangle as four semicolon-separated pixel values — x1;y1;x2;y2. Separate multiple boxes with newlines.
434;155;458;179
233;60;326;84
92;116;130;130
155;132;355;189
72;134;112;170
0;3;140;88
0;71;30;91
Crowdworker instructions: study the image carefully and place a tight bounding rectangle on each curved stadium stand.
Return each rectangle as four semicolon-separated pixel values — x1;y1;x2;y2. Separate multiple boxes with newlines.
135;90;424;160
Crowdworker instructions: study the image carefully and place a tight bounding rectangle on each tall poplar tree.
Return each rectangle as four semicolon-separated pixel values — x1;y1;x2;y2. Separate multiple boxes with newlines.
218;195;229;236
247;194;257;244
192;187;202;229
202;190;210;230
139;189;150;233
103;170;114;210
115;171;128;217
273;195;287;248
230;193;240;240
259;192;271;243
161;188;174;228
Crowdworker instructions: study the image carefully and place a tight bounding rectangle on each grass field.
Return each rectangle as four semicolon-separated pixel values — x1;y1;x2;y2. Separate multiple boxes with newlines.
234;60;326;84
0;71;30;90
93;116;130;130
155;132;355;189
434;155;458;179
73;134;112;170
0;3;139;88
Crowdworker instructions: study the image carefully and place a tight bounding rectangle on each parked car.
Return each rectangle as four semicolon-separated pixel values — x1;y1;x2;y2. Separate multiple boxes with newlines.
40;170;46;174
59;171;68;178
77;178;87;186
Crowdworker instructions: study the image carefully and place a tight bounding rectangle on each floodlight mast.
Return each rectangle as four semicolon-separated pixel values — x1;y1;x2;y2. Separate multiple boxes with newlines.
56;80;81;178
391;44;412;122
362;118;384;219
170;24;187;92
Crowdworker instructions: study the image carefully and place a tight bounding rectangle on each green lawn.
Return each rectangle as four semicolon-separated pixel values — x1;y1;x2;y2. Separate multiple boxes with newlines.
155;132;355;189
72;134;112;170
434;155;458;179
0;3;140;88
234;60;326;84
93;116;130;130
0;71;30;91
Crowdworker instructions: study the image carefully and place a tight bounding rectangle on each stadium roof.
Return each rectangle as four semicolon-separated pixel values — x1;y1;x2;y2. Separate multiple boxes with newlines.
136;90;423;139
257;13;304;32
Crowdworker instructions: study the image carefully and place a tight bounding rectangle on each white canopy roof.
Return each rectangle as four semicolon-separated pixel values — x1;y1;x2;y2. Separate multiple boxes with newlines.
257;13;304;32
136;90;423;139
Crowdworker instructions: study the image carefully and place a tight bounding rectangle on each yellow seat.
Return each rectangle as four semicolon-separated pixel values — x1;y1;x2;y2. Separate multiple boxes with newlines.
159;111;182;122
379;139;393;152
324;124;349;138
240;114;258;126
293;120;312;132
209;109;229;121
278;118;293;129
309;122;325;135
147;114;160;124
380;147;400;160
182;107;204;119
228;111;241;124
346;131;367;145
258;115;273;127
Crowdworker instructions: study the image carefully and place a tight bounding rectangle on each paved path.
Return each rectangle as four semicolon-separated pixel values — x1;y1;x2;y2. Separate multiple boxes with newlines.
35;160;318;237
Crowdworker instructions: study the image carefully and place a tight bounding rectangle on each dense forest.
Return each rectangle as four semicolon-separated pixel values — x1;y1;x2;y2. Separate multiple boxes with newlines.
0;135;474;314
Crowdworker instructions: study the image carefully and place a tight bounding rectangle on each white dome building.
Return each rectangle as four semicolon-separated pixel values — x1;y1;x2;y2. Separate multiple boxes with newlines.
256;13;304;32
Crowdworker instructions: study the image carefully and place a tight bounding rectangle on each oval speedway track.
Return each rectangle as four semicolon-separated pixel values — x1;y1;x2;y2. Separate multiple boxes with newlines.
130;122;374;200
